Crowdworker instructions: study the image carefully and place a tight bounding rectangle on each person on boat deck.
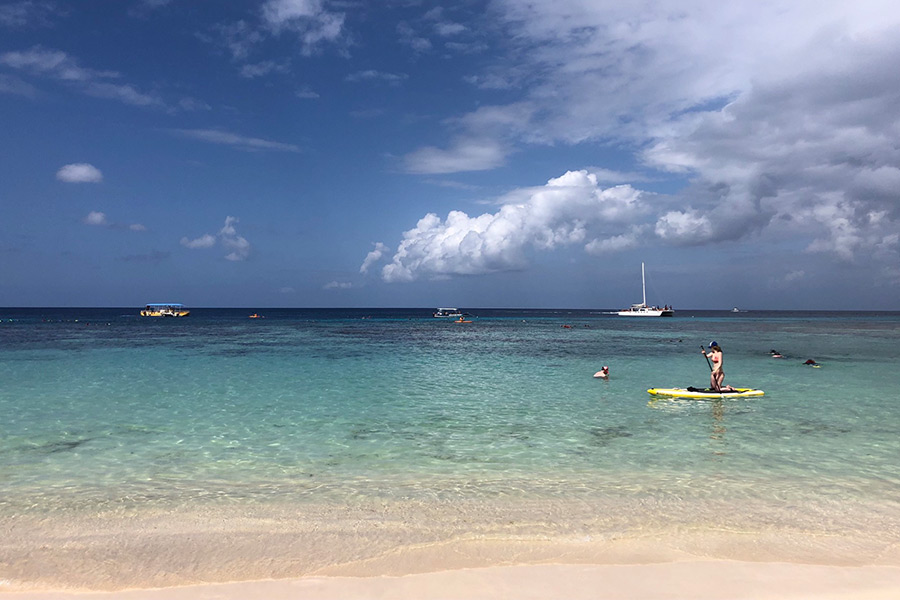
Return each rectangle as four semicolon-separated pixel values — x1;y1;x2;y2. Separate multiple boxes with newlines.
702;342;735;392
593;366;609;379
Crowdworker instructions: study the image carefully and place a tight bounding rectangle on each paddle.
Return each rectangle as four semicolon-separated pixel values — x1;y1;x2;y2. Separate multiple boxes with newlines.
699;344;712;371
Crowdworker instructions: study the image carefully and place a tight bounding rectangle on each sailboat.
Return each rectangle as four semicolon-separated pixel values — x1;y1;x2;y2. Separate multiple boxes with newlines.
617;263;674;317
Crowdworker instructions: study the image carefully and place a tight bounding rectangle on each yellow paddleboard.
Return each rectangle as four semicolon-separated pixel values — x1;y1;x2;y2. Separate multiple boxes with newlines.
648;387;765;399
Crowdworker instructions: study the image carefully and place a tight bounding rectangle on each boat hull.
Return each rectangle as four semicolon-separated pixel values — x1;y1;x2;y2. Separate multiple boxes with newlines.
141;310;190;317
617;309;674;317
141;304;190;317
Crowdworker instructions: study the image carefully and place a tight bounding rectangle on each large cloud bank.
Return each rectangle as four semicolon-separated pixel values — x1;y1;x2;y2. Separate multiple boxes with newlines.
385;0;900;281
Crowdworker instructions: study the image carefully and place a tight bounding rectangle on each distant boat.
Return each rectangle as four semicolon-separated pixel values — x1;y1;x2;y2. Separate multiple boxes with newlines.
140;303;190;317
433;307;464;318
732;307;742;313
249;313;264;319
617;263;674;317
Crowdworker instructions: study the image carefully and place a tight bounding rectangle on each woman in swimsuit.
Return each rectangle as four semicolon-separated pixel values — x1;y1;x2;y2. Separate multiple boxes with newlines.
703;342;734;392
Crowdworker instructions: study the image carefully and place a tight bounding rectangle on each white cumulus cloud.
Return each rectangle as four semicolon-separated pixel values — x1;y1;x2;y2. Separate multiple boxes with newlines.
82;211;146;232
181;217;252;261
180;233;216;249
360;242;389;274
83;211;107;226
219;216;251;261
57;163;102;183
654;210;713;245
380;170;648;282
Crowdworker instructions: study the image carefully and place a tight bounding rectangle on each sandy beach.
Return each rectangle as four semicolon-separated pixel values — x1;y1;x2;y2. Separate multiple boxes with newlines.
3;497;900;598
5;562;900;599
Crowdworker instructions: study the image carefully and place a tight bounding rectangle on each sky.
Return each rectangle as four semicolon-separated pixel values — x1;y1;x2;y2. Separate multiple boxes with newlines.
1;0;899;310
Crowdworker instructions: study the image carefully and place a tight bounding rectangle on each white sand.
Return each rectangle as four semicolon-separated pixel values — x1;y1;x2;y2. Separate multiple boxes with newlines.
4;498;900;597
4;562;900;600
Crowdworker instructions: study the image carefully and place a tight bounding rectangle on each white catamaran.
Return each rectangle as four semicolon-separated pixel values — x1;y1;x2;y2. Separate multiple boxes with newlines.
617;263;674;317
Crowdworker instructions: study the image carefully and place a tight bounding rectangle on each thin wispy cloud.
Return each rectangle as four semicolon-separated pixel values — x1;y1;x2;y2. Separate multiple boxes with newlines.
0;1;59;28
344;70;408;84
177;97;211;111
121;250;170;263
403;138;508;174
434;22;466;37
239;60;289;79
82;210;147;231
0;73;37;96
261;0;347;56
349;108;385;119
396;21;432;53
171;128;300;152
209;20;264;62
402;103;533;174
295;87;320;99
1;46;164;108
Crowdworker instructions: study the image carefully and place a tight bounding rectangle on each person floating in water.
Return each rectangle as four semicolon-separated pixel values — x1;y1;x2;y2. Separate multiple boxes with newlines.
804;359;820;367
703;342;735;392
593;366;609;379
770;349;784;358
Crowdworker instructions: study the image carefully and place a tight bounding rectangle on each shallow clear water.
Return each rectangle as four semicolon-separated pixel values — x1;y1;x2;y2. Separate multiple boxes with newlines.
2;308;899;515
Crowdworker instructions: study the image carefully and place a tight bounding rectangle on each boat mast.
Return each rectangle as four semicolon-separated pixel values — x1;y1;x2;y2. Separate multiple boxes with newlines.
641;262;647;307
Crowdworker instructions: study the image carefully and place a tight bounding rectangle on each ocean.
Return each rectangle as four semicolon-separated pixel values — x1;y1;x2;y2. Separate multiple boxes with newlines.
2;307;900;586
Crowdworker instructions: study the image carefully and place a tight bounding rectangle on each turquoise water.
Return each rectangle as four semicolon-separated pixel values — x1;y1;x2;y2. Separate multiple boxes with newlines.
2;308;899;517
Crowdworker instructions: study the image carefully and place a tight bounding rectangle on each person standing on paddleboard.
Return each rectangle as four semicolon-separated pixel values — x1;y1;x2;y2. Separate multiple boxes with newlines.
702;342;734;392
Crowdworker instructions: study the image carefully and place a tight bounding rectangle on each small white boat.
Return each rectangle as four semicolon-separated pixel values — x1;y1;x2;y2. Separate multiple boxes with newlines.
617;263;673;317
433;307;464;318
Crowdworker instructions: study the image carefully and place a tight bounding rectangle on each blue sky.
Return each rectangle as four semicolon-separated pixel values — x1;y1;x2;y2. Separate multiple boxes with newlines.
1;0;899;309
